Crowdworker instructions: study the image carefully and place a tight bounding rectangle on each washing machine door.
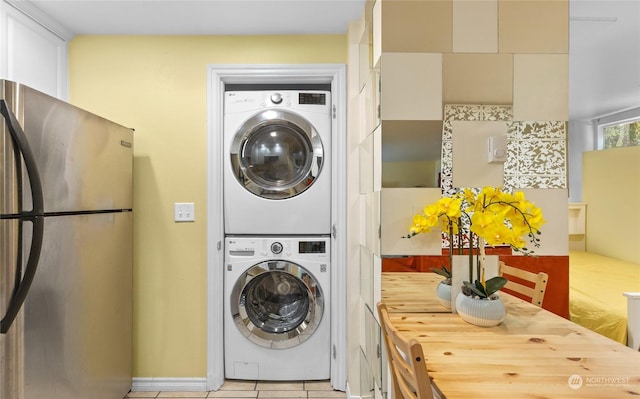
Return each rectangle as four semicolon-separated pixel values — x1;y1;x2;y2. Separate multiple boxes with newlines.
230;260;324;349
230;110;324;200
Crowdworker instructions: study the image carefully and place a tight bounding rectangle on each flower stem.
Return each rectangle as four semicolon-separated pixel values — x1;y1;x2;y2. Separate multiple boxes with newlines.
468;231;474;282
478;236;486;286
448;224;454;273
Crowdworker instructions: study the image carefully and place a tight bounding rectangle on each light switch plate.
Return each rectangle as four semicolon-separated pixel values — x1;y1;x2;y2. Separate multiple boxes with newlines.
174;202;195;222
488;135;508;163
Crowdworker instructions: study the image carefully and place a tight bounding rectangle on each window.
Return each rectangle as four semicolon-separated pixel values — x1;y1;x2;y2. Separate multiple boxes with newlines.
596;108;640;149
602;118;640;149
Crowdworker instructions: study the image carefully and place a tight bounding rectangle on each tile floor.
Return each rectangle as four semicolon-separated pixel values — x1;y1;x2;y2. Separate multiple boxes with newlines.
125;380;346;398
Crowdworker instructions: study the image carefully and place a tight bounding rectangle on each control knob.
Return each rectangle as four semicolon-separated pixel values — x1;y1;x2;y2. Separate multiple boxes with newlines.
271;241;283;254
270;92;283;104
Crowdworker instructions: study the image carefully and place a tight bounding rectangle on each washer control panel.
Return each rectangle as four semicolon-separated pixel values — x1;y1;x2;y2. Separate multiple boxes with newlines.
226;237;329;259
224;90;330;114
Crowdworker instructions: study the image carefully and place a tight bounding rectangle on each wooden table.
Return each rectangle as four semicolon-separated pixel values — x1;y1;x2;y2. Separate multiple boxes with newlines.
382;272;640;398
381;271;451;313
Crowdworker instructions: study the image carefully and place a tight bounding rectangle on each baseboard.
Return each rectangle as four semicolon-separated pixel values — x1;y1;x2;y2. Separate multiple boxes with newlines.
131;377;208;392
345;382;359;399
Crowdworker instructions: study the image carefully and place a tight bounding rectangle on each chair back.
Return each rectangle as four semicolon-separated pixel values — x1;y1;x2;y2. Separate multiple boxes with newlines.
499;261;549;307
377;302;434;399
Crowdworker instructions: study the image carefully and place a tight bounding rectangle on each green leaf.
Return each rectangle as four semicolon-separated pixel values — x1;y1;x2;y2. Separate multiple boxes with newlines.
430;265;451;278
485;276;508;297
462;281;486;298
474;280;488;297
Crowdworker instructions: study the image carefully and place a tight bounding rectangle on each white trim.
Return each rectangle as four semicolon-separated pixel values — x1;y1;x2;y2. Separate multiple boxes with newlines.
330;65;348;392
3;0;74;40
131;377;208;392
206;64;347;391
345;382;359;399
624;292;640;351
206;66;226;392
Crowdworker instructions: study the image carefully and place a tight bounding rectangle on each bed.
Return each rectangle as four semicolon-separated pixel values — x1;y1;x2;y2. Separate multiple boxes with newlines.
569;251;640;347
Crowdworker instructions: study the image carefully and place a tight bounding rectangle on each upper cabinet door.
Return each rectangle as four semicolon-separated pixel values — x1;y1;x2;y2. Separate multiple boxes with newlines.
0;1;68;100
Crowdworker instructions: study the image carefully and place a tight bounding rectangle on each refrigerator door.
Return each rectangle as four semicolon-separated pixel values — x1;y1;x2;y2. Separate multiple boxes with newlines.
24;212;133;399
3;80;133;214
0;97;45;334
0;218;24;399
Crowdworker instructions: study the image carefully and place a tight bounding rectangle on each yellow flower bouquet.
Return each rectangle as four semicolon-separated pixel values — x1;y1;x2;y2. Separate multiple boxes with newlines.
408;186;545;299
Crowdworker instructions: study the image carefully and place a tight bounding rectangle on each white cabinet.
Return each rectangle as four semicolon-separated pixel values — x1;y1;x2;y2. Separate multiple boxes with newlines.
0;0;68;99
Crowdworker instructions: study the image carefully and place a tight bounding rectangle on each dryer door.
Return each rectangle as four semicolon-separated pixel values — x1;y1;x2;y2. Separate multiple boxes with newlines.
230;260;324;349
230;110;324;200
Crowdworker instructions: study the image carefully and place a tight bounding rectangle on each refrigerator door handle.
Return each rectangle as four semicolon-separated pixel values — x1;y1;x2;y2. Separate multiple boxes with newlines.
0;99;45;333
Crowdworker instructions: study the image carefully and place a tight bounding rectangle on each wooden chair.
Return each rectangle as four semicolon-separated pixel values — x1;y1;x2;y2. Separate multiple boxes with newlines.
377;302;434;399
499;261;549;307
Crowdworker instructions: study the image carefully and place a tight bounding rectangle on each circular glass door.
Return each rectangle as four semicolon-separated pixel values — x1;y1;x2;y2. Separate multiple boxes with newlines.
230;110;324;200
230;260;324;349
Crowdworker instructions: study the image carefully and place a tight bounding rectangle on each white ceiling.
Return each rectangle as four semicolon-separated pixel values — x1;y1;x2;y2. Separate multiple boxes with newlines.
569;0;640;121
20;0;366;36
14;0;640;122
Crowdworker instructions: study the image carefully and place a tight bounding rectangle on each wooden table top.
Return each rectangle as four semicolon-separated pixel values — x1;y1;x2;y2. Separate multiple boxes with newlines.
382;272;640;398
381;271;451;313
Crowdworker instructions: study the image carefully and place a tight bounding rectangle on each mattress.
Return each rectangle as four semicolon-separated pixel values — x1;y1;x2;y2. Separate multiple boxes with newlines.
569;251;640;344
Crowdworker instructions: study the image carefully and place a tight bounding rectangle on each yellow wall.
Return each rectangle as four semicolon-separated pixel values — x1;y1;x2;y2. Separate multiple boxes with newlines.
68;35;347;378
583;146;640;264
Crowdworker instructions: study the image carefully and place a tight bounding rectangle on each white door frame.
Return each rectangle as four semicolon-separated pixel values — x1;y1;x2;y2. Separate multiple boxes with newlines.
206;64;347;391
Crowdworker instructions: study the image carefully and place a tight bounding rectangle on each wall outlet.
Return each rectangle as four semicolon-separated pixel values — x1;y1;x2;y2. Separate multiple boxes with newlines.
174;202;195;222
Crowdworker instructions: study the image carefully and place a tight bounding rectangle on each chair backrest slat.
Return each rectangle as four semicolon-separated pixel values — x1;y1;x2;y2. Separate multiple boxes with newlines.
499;261;549;307
377;302;434;399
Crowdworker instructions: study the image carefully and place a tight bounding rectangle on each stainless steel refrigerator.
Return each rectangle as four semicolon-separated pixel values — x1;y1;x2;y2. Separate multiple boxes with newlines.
0;80;133;399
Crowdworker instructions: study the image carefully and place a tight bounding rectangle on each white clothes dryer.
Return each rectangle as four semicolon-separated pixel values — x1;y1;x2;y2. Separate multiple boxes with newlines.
223;90;331;235
224;236;330;381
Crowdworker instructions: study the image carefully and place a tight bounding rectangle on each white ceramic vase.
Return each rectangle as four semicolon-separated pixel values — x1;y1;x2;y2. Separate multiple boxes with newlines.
436;281;452;309
455;291;505;327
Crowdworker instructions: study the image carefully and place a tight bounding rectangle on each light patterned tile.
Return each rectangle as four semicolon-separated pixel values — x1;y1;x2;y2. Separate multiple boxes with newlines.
303;381;333;391
220;381;257;391
157;392;208;398
481;105;512;122
509;120;566;140
504;175;567;190
208;390;258;398
441;104;513;196
441;104;566;194
255;381;304;391
504;121;567;189
257;391;307;398
126;392;159;398
308;390;346;398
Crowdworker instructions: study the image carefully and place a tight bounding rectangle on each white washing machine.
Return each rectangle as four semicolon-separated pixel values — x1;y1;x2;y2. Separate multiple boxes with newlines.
223;90;331;235
224;236;331;381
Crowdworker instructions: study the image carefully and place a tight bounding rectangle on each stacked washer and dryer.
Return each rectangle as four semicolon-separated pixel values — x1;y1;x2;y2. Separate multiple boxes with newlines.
223;90;332;381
